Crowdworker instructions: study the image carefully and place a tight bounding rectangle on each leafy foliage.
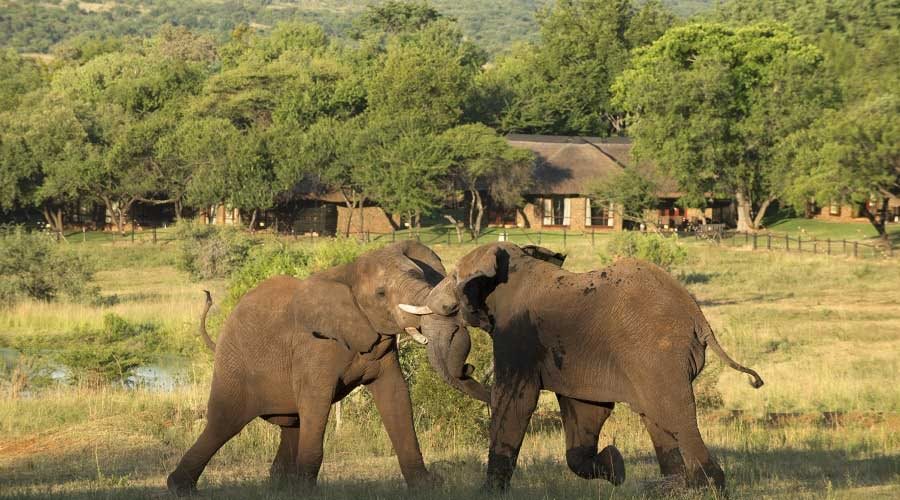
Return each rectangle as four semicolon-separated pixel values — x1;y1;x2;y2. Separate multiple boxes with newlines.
1;314;170;385
174;223;257;281
614;23;835;230
604;232;688;271
0;227;97;305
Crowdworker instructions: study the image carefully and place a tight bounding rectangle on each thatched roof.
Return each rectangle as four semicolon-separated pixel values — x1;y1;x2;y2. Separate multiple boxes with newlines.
506;134;680;197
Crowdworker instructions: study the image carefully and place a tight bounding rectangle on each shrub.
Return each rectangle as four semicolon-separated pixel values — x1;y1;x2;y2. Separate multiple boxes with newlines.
405;328;493;443
604;231;688;270
0;227;98;305
226;238;377;304
1;313;169;385
174;222;256;281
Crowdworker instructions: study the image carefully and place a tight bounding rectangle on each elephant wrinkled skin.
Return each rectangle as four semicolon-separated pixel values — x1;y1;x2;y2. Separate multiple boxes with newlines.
166;241;482;495
410;243;764;492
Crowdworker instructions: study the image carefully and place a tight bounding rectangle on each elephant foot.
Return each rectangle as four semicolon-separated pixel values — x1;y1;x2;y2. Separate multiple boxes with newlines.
597;445;626;486
406;470;443;490
166;472;197;497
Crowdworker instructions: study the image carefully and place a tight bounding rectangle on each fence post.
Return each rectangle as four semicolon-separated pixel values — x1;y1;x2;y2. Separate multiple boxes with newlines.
798;236;802;253
890;241;894;258
785;233;789;251
391;231;395;243
827;238;831;255
843;239;847;255
752;233;757;250
83;226;87;243
131;219;135;244
56;230;61;243
447;230;451;245
767;233;771;250
152;226;157;244
591;228;595;247
563;228;567;249
744;232;749;245
853;241;858;258
475;232;479;244
538;232;542;245
812;237;817;254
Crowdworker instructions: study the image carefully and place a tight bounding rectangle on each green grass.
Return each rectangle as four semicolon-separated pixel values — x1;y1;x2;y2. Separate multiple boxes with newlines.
1;232;899;499
765;218;900;243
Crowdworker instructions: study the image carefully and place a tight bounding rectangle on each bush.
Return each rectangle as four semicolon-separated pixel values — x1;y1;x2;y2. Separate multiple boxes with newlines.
227;238;376;304
604;231;688;271
405;328;493;443
0;227;98;305
174;222;256;281
1;313;169;385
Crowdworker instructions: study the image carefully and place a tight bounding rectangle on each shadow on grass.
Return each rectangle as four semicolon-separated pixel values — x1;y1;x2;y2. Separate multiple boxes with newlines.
2;442;897;499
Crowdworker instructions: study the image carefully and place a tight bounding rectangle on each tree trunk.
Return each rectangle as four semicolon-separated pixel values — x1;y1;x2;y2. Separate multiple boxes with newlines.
864;197;889;242
340;190;355;237
735;191;754;232
752;196;776;229
473;189;484;237
357;200;365;237
248;209;258;232
174;199;183;221
53;208;64;235
444;215;464;243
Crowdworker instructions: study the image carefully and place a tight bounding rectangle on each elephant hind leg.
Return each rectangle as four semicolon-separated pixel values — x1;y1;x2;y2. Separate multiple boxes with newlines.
636;387;724;490
270;426;299;480
556;395;625;485
167;410;254;495
641;415;686;478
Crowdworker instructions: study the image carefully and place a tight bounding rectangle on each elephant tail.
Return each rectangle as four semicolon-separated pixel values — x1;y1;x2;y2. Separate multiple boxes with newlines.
199;290;216;352
698;321;764;389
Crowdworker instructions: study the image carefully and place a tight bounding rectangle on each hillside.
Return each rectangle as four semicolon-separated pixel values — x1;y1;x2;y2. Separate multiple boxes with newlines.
0;0;714;55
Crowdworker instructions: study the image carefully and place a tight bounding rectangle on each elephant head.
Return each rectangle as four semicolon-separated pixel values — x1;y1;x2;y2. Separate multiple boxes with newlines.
399;244;565;403
315;240;448;351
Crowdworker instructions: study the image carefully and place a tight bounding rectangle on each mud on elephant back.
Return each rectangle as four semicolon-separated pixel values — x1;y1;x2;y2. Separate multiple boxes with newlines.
166;241;490;495
403;242;764;493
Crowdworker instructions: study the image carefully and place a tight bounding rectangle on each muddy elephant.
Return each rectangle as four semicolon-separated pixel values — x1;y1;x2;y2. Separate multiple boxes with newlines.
166;241;486;495
402;243;764;492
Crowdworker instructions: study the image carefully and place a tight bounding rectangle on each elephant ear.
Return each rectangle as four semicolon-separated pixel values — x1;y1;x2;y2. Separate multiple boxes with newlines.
304;278;381;354
455;244;503;330
521;245;567;267
398;240;446;284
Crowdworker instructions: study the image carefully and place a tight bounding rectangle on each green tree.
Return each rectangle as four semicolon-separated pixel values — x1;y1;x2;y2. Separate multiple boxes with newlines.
481;0;675;135
785;95;899;240
440;124;534;236
614;23;835;231
590;169;659;228
367;20;483;132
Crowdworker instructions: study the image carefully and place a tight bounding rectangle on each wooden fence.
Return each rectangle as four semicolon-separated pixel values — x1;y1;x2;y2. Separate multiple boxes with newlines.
721;230;894;259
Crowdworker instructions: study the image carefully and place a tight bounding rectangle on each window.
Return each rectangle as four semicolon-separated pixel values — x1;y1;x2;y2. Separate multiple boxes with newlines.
829;201;841;216
542;197;570;226
585;199;614;227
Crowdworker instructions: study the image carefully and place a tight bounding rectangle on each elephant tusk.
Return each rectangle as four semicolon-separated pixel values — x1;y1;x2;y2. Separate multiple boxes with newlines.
404;327;429;345
398;304;433;315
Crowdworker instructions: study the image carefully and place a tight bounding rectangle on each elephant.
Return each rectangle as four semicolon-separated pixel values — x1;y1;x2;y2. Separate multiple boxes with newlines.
166;240;487;495
402;242;764;492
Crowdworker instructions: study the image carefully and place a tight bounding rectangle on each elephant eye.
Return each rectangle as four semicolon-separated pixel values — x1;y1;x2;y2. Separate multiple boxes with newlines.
375;287;386;297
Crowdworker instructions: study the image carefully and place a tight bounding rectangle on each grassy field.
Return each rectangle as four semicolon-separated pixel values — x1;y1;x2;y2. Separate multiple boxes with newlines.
1;230;898;499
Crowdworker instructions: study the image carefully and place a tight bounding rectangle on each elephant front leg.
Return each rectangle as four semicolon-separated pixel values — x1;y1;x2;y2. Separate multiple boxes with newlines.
557;396;625;485
367;352;436;489
294;391;334;486
483;373;540;492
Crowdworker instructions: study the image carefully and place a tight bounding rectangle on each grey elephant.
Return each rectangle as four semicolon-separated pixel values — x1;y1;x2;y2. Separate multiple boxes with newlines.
166;241;488;495
401;242;764;492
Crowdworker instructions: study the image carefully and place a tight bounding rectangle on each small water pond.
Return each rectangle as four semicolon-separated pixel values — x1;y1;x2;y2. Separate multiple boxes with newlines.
0;347;193;393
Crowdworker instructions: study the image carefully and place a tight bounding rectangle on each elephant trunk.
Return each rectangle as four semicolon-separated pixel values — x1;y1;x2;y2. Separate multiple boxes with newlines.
420;313;491;403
